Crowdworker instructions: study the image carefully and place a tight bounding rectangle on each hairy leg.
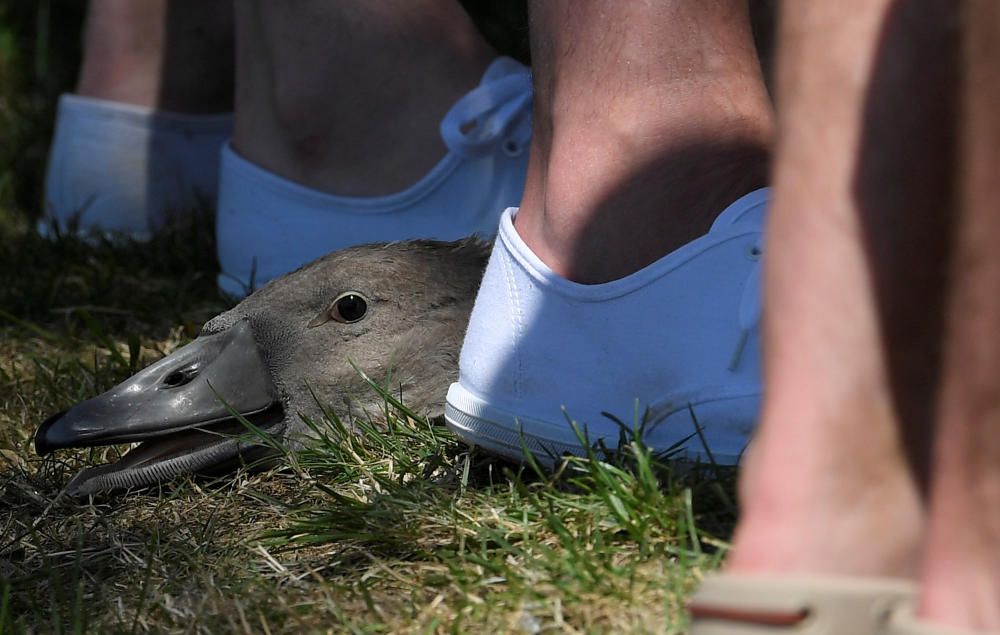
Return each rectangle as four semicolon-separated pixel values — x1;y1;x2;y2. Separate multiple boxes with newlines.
728;0;959;577
232;0;495;197
76;0;234;113
515;0;773;284
918;1;1000;628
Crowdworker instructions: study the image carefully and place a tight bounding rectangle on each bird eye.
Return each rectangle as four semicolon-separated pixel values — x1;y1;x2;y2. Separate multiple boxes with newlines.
307;292;370;328
331;292;368;323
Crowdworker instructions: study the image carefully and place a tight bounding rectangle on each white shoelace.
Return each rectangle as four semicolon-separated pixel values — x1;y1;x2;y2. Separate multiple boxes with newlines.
440;65;533;160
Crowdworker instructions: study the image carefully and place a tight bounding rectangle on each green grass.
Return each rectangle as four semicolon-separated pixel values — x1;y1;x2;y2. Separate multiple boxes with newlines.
0;213;739;632
0;3;741;632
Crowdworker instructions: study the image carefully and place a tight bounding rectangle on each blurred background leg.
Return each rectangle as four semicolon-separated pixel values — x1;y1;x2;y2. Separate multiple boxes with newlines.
43;0;235;239
217;1;532;295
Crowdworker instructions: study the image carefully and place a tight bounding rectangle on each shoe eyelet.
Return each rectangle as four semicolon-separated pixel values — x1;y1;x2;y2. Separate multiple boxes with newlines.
502;139;523;157
746;244;762;261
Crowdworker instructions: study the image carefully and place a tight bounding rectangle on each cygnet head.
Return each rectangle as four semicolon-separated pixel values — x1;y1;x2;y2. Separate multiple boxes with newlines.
34;239;490;496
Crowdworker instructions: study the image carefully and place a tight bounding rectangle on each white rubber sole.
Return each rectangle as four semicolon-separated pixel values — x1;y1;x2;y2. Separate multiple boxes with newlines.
445;381;758;466
445;382;600;464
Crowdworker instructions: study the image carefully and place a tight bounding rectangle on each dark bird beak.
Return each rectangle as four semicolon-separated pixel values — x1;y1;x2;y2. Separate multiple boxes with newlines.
34;320;283;495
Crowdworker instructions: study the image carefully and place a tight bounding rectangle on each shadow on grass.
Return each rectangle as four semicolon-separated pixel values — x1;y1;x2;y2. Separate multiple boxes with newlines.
0;209;226;336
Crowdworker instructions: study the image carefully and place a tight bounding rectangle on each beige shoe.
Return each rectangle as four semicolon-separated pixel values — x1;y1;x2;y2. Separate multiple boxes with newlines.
688;573;915;634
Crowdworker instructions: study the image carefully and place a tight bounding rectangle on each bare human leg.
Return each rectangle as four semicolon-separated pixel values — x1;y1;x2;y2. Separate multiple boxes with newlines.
232;1;495;197
76;0;233;113
727;0;960;580
516;0;773;284
728;1;1000;628
918;1;1000;628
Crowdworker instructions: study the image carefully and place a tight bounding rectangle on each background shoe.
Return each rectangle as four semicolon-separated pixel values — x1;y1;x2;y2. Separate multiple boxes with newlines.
41;94;232;241
215;56;532;297
445;188;769;465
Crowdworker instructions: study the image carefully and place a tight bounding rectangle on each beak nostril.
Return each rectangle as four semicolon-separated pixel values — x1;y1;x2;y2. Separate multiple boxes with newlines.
162;369;197;388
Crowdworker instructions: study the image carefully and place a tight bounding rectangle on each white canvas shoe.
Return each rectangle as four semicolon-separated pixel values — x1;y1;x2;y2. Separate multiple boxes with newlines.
445;188;769;465
215;56;532;297
42;94;232;241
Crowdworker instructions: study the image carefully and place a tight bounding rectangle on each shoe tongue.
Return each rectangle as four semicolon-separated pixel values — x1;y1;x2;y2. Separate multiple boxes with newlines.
482;56;529;84
709;187;769;232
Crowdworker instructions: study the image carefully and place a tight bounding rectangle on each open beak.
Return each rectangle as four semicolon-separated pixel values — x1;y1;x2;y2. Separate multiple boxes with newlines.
34;320;284;496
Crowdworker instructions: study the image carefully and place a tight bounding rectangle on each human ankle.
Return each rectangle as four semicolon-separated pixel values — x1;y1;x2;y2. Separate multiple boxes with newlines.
243;72;477;198
726;397;924;579
918;432;1000;629
233;2;495;198
76;0;234;113
729;473;923;579
515;93;771;284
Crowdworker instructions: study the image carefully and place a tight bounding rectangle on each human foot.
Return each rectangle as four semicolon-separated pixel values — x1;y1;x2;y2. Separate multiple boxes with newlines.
726;417;924;579
445;189;768;464
216;57;532;296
